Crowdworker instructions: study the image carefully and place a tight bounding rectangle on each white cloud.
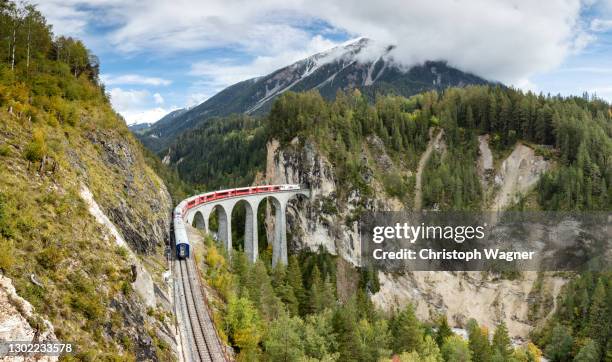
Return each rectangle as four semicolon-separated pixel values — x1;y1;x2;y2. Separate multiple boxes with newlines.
37;0;611;108
186;93;212;107
120;107;177;125
591;18;612;31
102;74;172;86
40;0;598;87
301;0;592;84
108;88;174;124
189;35;339;93
108;88;149;110
153;93;165;104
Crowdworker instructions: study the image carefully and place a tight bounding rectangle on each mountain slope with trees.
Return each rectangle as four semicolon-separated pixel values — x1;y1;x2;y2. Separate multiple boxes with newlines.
135;38;490;154
181;85;611;361
0;2;177;359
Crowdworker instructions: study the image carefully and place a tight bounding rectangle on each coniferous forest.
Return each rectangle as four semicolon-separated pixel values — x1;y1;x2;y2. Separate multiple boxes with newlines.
182;87;610;361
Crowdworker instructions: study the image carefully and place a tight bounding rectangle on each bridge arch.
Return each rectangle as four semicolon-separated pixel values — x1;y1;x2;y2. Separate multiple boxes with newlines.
229;199;257;255
192;210;206;230
208;204;230;249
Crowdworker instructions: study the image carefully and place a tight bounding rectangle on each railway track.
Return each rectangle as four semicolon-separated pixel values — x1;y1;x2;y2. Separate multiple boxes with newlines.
176;257;226;361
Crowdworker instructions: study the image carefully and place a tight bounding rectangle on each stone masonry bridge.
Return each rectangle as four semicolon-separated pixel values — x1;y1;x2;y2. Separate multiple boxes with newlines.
183;185;310;265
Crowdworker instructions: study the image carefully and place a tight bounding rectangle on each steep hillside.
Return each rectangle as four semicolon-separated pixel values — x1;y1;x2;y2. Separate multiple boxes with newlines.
0;3;176;359
137;38;490;153
261;87;611;348
183;85;609;361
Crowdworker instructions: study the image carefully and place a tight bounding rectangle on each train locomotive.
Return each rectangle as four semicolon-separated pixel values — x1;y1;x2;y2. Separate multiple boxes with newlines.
174;184;301;259
174;202;190;259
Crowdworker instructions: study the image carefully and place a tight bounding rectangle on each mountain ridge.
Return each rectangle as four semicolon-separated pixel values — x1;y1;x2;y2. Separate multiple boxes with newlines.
136;38;492;153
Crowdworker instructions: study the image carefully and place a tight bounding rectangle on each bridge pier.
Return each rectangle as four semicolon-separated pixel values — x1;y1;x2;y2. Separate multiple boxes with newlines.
216;205;230;252
272;199;287;266
244;200;259;263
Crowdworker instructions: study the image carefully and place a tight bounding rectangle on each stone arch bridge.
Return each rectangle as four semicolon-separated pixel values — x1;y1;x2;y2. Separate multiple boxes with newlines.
183;185;310;266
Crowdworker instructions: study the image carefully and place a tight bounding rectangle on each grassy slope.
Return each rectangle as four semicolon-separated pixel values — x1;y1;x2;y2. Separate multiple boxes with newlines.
0;68;173;360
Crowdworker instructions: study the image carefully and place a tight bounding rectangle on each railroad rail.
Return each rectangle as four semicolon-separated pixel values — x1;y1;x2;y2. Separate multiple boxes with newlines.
176;257;227;361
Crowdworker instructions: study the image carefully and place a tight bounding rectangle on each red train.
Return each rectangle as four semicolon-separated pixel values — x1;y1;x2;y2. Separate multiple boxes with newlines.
178;184;300;218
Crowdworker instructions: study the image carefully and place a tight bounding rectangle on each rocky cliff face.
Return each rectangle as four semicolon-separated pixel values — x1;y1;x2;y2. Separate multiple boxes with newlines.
82;129;172;254
0;102;176;359
264;137;405;265
0;275;58;362
264;135;562;339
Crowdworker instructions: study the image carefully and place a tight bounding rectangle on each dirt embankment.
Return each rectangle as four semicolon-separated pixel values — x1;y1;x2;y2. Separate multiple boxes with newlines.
492;143;550;210
477;135;494;187
414;129;445;210
371;271;566;339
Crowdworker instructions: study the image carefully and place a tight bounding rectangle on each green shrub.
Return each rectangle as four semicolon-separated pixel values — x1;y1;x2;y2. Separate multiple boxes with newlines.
0;145;11;156
24;129;47;162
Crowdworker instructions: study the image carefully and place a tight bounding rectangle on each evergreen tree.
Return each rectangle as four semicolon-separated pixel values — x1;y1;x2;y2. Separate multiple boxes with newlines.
441;335;473;362
466;105;475;129
303;310;338;360
419;335;444;362
545;324;573;362
356;318;392;361
390;304;424;354
264;313;305;362
492;321;512;360
332;299;361;361
308;265;324;314
467;319;491;362
286;255;305;314
573;339;599;362
435;315;453;347
585;279;609;349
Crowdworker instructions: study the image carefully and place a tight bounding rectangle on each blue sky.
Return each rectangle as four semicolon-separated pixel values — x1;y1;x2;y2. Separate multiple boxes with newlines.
37;0;612;125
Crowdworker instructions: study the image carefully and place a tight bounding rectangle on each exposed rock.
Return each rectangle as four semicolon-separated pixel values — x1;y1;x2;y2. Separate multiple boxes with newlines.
366;135;394;171
371;271;567;338
265;139;346;259
84;130;172;254
0;275;57;362
414;129;445;210
267;134;561;341
80;184;158;308
492;143;550;210
478;134;494;187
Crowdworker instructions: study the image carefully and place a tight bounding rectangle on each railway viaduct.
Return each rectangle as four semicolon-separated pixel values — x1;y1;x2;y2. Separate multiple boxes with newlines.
184;187;310;266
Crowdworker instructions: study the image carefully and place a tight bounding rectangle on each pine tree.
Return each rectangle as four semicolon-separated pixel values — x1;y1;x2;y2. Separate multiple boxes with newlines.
390;304;424;353
545;324;573;362
574;339;599;362
263;313;305;362
356;318;392;361
303;310;337;360
286;255;305;314
467;319;491;362
307;265;324;314
585;279;609;349
441;335;473;362
332;298;361;361
419;335;444;362
435;315;453;347
492;321;512;360
466;105;475;129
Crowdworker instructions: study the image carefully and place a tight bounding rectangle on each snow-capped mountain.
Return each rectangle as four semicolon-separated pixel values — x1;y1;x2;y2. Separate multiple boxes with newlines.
138;38;490;153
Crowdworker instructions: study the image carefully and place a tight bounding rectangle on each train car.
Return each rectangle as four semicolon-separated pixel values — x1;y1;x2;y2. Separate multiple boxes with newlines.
279;184;300;191
176;241;189;259
174;205;190;259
